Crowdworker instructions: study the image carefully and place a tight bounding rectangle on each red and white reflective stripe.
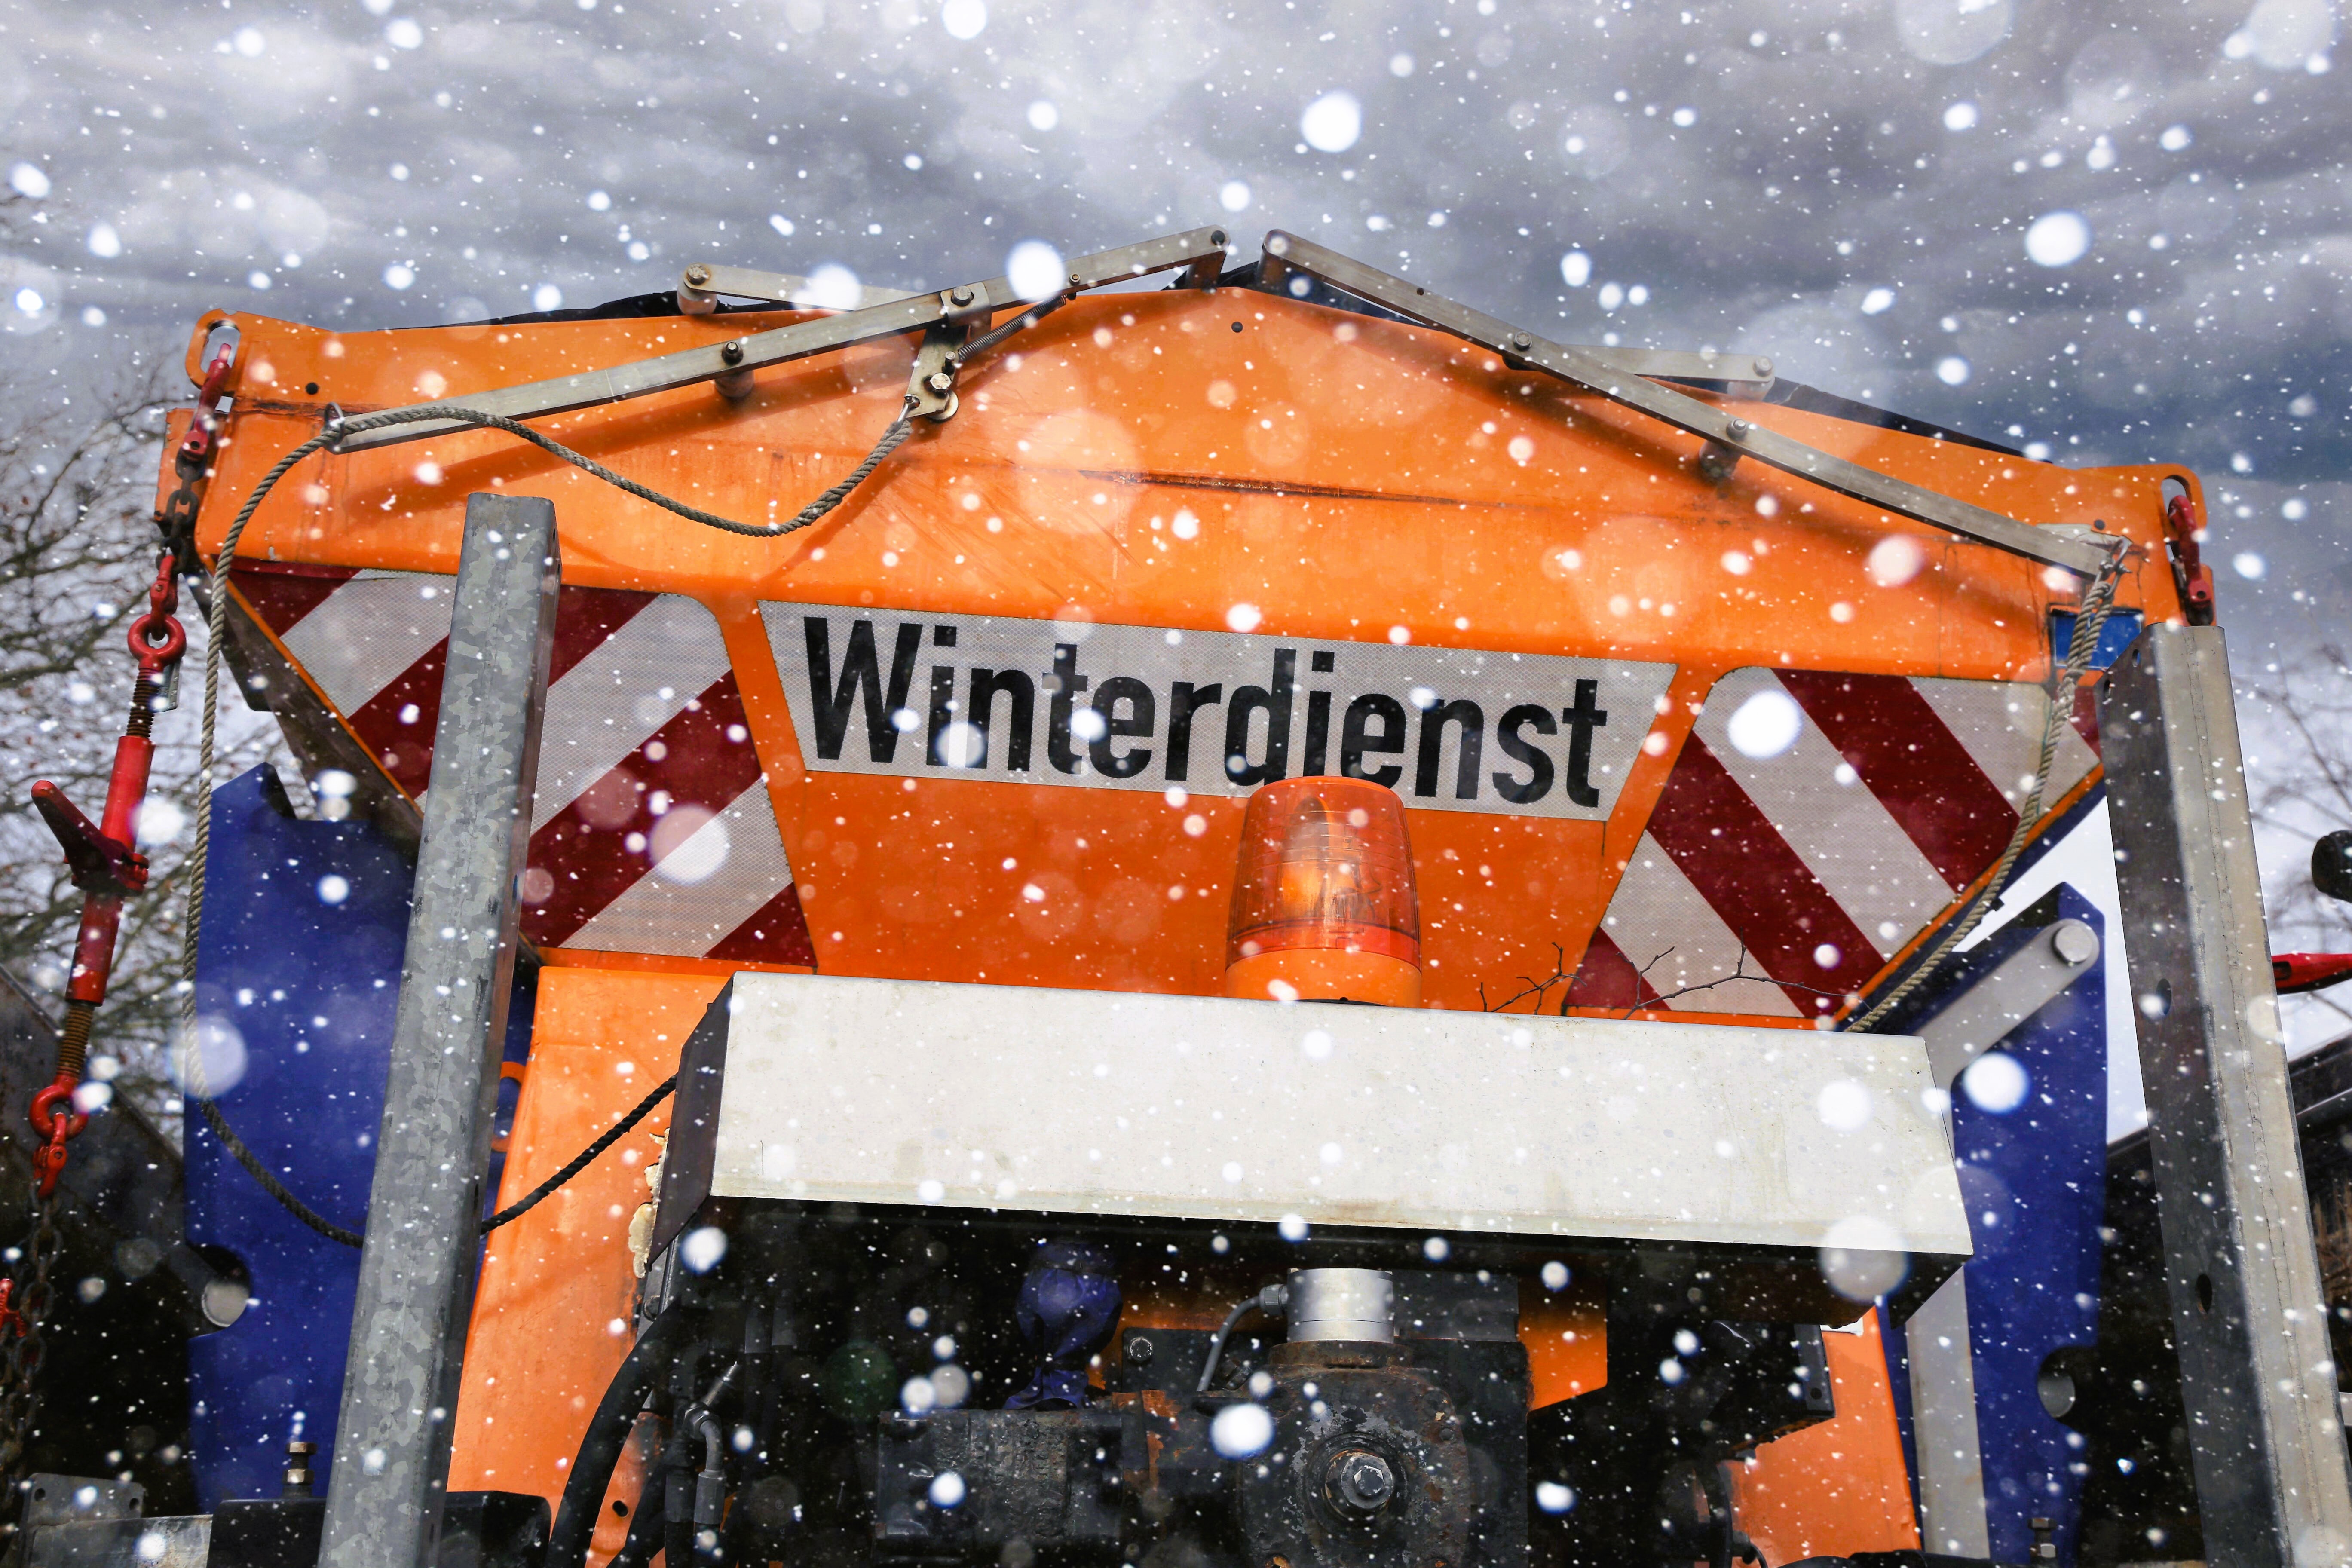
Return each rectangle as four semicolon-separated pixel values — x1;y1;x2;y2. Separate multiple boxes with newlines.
232;563;815;968
1572;668;2098;1017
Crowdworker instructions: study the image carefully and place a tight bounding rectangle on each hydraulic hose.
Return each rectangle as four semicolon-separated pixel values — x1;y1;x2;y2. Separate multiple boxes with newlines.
1196;1283;1290;1394
546;1308;689;1568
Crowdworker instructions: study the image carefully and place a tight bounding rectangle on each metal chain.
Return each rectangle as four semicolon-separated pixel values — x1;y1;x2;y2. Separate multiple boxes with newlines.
0;1191;64;1479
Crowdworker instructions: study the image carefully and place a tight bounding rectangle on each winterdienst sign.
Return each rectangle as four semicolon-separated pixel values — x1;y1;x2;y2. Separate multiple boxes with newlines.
762;603;1674;818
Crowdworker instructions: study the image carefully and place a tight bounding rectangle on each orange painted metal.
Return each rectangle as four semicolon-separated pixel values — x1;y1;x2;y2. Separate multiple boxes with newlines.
177;276;2196;1557
173;291;2188;1008
1732;1314;1926;1562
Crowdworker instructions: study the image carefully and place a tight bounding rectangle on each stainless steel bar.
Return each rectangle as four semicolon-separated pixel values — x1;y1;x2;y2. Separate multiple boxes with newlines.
317;494;561;1568
1907;1271;1991;1559
680;263;915;310
1257;231;2110;578
337;226;1231;452
2101;623;2352;1568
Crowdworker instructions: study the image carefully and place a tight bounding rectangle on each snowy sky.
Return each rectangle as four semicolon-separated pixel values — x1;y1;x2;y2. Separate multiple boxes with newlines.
3;0;2349;1007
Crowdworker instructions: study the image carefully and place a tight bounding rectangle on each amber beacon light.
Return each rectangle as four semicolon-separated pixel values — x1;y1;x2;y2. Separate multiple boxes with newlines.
1222;777;1422;1007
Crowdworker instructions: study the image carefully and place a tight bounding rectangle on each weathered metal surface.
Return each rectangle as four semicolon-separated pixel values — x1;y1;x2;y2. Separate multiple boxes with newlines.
657;971;1970;1259
318;494;560;1568
2101;622;2352;1568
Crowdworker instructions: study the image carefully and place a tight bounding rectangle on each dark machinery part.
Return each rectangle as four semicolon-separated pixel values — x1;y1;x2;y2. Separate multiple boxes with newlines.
867;1266;1529;1568
208;1436;547;1568
579;1202;1852;1568
1532;1287;1835;1568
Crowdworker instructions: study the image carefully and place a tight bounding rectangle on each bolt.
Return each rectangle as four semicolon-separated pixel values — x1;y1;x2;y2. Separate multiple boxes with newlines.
1325;1449;1396;1516
720;340;745;365
1753;356;1773;377
683;265;711;287
1510;331;1531;350
926;371;954;393
1725;418;1752;439
1127;1335;1155;1366
950;285;975;306
2050;920;2098;967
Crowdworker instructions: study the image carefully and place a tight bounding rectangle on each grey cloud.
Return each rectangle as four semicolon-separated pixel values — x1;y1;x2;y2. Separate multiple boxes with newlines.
0;0;2343;646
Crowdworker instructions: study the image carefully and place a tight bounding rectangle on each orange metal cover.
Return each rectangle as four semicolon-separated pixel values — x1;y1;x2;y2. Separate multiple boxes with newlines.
180;289;2187;1019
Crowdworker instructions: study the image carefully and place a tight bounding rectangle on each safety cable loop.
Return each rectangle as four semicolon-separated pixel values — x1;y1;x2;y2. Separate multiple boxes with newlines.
1847;537;2131;1034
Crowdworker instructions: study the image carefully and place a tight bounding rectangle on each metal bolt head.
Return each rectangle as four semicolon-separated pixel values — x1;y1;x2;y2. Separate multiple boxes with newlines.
926;371;954;393
1753;356;1773;377
683;265;711;287
1510;331;1531;350
720;340;745;366
1127;1335;1155;1366
1725;418;1752;439
2049;919;2098;967
949;285;975;306
1326;1449;1396;1515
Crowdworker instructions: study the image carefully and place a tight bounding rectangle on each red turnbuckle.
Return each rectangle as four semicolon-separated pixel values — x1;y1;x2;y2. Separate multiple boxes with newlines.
24;544;183;1197
2164;492;2215;627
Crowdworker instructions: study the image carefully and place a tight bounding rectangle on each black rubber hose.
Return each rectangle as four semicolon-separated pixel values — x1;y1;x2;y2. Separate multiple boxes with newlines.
546;1309;689;1568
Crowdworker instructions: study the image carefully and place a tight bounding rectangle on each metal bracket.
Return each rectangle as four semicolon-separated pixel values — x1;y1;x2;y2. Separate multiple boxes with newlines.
904;320;971;423
1253;230;2111;579
337;226;1231;453
677;263;915;314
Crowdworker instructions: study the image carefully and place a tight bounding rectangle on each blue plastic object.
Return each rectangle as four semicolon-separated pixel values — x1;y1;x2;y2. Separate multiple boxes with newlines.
1005;1240;1122;1409
185;768;532;1506
1877;879;2108;1564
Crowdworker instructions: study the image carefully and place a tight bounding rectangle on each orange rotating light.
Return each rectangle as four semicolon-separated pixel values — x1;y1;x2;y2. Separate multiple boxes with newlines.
1222;777;1422;1007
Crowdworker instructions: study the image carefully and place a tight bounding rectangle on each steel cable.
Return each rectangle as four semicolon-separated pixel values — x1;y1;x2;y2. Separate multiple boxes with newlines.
1847;541;2131;1033
173;382;938;1246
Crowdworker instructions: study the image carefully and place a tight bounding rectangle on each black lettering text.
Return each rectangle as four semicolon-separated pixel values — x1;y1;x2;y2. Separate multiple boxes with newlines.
1492;704;1557;804
804;617;922;763
925;666;959;766
1225;649;1296;786
1341;693;1407;788
968;668;1036;772
1089;676;1156;778
1302;688;1333;777
1415;698;1485;800
1046;644;1091;775
1562;679;1609;808
1167;683;1224;782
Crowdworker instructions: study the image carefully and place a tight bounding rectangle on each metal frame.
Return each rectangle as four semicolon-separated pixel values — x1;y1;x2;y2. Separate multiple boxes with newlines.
331;227;1233;451
318;495;561;1568
1254;231;2111;578
2102;623;2352;1568
336;224;2103;579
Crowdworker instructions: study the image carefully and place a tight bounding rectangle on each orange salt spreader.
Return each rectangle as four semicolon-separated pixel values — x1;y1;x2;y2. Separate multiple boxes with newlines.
153;221;2240;1568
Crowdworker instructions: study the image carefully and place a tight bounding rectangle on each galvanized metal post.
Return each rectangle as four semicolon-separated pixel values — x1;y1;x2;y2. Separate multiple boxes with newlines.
318;495;559;1568
2101;622;2352;1568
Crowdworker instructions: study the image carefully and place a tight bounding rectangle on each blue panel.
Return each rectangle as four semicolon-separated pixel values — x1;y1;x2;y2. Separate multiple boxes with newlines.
1953;883;2107;1565
186;769;533;1507
2048;608;2144;672
1883;883;2109;1564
